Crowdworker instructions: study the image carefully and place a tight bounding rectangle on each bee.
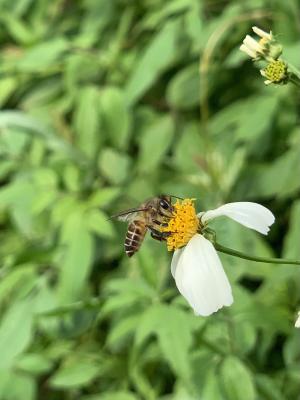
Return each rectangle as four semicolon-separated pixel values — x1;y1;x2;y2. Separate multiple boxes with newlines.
112;195;175;257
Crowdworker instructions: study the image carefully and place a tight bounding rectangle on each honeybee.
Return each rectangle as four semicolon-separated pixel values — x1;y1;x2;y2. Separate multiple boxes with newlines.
112;195;175;257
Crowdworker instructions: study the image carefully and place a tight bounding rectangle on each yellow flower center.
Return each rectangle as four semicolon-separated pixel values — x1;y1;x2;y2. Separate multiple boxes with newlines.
263;60;287;83
162;199;199;251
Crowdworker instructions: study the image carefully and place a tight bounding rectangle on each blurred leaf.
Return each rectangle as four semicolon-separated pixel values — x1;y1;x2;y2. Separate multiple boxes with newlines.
16;353;54;375
173;121;206;174
244;147;300;199
17;38;68;72
0;77;17;106
211;94;279;143
0;12;35;45
99;148;131;184
0;111;85;162
220;356;256;400
136;304;196;382
50;360;99;389
73;85;101;158
58;212;94;302
255;374;285;400
138;115;174;171
0;127;28;156
283;330;300;366
100;87;131;150
283;200;300;259
0;371;36;400
0;298;34;369
167;63;200;109
0;265;36;304
125;20;180;105
85;209;116;239
106;314;140;350
82;393;138;400
87;187;121;208
201;368;224;400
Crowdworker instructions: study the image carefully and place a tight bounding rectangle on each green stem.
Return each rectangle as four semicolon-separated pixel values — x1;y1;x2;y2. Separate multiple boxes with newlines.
289;73;300;88
288;62;300;80
215;242;300;265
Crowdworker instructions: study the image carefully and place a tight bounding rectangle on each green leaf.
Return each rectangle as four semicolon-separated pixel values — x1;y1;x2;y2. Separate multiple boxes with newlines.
87;187;121;208
244;147;300;199
82;392;138;400
135;304;197;382
0;77;17;107
125;20;179;105
85;209;116;239
210;94;279;143
17;38;68;72
166;63;200;109
50;360;99;389
0;371;36;400
107;314;140;350
283;330;300;366
138;115;174;171
98;148;131;184
201;368;224;400
0;265;36;304
220;356;256;400
0;111;85;163
0;127;29;156
255;374;285;400
100;87;131;150
73;85;101;158
173;121;207;174
0;13;35;45
0;299;34;369
58;212;94;302
16;353;53;375
283;200;300;259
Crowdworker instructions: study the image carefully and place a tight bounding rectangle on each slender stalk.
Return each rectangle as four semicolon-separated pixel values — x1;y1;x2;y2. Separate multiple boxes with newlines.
288;62;300;80
289;73;300;88
215;242;300;266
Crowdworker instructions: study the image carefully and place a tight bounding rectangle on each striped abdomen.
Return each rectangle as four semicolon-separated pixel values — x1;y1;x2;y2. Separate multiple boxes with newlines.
125;221;147;257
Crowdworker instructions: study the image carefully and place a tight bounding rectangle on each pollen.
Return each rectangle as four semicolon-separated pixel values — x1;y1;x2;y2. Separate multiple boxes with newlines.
162;199;199;251
262;60;288;83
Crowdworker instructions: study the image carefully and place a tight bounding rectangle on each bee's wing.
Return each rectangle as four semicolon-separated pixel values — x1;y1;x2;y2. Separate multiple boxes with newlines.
110;207;149;223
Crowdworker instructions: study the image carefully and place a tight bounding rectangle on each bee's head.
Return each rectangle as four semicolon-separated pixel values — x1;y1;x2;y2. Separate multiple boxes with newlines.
158;194;182;214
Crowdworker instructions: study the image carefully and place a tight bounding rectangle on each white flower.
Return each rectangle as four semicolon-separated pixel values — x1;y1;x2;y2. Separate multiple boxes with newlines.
240;26;272;60
165;201;275;316
295;311;300;328
252;26;272;41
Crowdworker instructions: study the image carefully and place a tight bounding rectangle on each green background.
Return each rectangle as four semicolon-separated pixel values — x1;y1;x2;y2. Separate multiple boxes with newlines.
0;0;299;399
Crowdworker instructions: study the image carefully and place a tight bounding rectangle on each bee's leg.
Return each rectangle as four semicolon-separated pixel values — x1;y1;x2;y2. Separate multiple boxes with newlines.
152;219;169;228
150;232;165;242
148;226;170;242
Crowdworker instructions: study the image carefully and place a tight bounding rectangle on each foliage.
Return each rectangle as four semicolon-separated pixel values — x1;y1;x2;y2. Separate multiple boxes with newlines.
0;0;299;399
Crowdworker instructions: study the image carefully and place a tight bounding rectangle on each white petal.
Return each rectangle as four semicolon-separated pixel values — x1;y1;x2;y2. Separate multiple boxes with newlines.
243;35;262;53
200;202;275;235
173;234;233;316
239;44;256;58
252;26;271;40
295;312;300;328
171;248;184;278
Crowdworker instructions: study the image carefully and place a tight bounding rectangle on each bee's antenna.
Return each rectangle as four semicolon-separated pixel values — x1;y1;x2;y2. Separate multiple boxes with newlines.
169;195;184;200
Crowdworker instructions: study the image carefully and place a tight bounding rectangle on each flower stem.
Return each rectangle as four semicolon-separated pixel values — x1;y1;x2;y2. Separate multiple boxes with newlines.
215;242;300;265
288;62;300;79
286;62;300;87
